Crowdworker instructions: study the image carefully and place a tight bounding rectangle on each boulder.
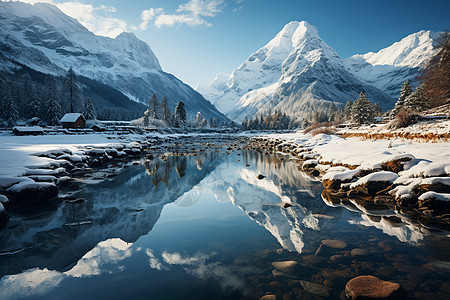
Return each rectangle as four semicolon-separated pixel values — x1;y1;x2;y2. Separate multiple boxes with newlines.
351;248;369;257
345;275;406;300
381;154;414;173
299;280;330;298
350;171;399;195
322;239;347;249
272;261;298;274
259;295;276;300
6;181;58;203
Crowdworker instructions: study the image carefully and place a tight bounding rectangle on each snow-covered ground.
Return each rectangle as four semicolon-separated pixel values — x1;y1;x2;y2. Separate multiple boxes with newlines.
0;134;114;177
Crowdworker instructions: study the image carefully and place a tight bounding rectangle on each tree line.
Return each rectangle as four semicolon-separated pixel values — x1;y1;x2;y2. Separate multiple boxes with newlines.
137;94;220;128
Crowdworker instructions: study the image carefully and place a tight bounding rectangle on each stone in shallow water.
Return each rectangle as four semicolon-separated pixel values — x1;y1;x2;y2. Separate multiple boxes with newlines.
351;248;369;257
322;239;348;249
300;280;330;298
259;294;276;300
272;261;298;274
345;275;406;299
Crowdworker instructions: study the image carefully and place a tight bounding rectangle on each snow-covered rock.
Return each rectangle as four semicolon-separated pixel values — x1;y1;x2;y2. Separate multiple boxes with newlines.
198;20;394;122
6;181;58;202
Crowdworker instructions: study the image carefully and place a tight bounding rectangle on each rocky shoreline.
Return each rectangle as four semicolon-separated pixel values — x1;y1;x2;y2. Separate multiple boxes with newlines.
0;134;246;226
244;136;450;231
244;135;450;300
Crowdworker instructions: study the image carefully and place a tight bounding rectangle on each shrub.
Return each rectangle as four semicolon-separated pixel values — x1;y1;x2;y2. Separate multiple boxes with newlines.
387;108;419;129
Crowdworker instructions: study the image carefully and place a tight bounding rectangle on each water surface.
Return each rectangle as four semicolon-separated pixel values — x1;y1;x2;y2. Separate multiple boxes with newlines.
1;144;450;299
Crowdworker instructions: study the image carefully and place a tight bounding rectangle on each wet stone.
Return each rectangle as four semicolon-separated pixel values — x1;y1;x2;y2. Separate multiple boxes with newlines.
322;239;348;249
345;275;406;300
300;280;330;298
259;294;276;300
351;248;369;257
272;261;298;274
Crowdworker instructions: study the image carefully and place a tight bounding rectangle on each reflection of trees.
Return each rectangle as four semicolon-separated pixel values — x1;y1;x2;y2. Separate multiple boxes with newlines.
176;156;187;178
0;150;221;279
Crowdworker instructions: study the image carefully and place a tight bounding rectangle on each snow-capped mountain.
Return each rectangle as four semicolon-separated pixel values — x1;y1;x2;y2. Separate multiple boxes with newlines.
344;30;438;97
0;1;228;122
198;21;435;123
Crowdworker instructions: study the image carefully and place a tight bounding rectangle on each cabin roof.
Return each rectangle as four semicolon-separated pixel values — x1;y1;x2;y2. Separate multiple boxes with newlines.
60;113;85;123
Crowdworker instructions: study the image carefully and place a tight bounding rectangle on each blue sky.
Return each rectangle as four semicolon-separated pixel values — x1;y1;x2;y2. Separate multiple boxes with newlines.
13;0;450;87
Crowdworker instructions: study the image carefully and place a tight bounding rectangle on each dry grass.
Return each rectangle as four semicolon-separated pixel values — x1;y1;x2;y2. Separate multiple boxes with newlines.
340;131;450;143
304;122;335;135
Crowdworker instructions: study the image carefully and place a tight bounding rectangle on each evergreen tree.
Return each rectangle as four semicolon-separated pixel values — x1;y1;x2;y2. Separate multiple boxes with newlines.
195;112;206;128
210;118;217;128
62;67;83;113
351;91;375;124
391;80;413;117
242;115;249;130
82;98;96;120
45;81;63;125
174;101;186;127
3;91;19;127
160;96;173;126
344;99;353;119
147;94;160;119
142;110;150;127
404;84;429;112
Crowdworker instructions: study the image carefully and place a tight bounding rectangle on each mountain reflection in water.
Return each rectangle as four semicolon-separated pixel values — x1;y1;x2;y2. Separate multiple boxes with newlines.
1;148;449;300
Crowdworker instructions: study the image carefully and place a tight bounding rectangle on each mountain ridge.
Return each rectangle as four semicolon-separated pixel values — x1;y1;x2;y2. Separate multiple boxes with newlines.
198;20;397;123
0;1;229;122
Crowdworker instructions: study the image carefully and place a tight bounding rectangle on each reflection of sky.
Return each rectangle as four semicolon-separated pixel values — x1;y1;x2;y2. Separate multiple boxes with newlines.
0;238;132;299
0;151;438;299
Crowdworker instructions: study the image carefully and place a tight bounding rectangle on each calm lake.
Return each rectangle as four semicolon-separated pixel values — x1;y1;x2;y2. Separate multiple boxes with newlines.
1;137;450;299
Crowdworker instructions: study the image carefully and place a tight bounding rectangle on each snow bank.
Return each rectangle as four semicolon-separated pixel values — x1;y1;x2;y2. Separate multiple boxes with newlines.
350;171;399;188
418;192;450;202
323;169;359;181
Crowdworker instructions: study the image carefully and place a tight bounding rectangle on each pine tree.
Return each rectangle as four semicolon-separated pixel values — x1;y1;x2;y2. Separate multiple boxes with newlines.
62;67;83;113
195;112;206;128
45;82;63;125
351;91;375;124
404;84;429;112
147;94;160;119
3;91;19;127
142;110;150;127
83;98;96;120
174;101;186;127
160;96;173;126
391;80;413;117
210;118;217;128
344;100;353;119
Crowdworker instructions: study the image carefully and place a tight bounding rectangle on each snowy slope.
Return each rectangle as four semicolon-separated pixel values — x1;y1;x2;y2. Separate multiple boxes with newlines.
0;1;228;122
344;30;438;97
197;21;394;123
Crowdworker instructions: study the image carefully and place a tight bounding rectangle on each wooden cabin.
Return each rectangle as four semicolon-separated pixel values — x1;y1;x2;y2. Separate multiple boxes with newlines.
60;113;86;129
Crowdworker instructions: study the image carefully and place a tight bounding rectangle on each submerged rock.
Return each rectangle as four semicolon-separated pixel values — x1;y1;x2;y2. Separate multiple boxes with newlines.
300;280;330;298
322;239;348;249
345;275;406;300
272;261;298;274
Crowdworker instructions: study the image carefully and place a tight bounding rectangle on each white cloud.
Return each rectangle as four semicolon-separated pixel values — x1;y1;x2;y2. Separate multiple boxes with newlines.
141;0;225;29
177;0;224;17
3;0;128;38
140;7;163;30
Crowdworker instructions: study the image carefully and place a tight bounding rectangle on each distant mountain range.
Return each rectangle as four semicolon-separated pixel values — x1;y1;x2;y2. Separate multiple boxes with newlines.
0;1;229;122
197;21;437;123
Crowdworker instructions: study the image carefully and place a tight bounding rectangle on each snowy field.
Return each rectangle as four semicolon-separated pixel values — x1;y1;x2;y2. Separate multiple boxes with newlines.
0;134;115;177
